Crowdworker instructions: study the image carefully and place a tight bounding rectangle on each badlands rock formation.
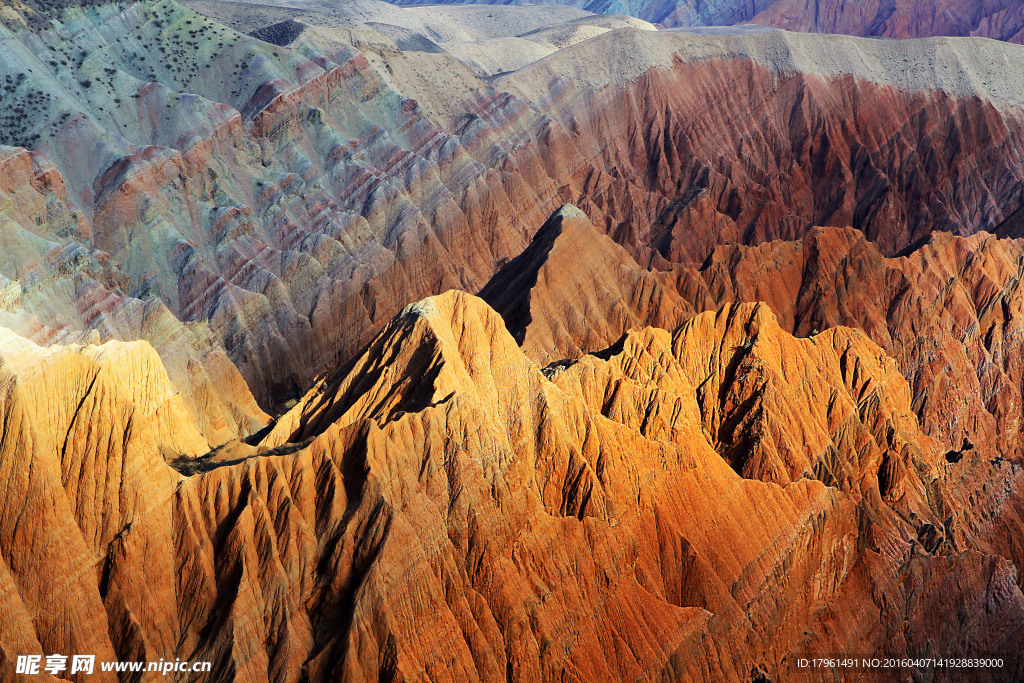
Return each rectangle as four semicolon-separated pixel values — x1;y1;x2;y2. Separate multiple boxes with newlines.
0;145;269;445
5;290;1022;682
479;204;692;365
496;28;1024;262
494;209;1024;463
4;0;1024;411
487;203;1024;576
2;0;1024;680
691;228;1024;462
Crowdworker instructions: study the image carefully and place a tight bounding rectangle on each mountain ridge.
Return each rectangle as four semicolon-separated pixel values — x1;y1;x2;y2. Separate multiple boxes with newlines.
5;287;1022;680
1;5;1024;678
384;0;1024;41
4;2;1024;415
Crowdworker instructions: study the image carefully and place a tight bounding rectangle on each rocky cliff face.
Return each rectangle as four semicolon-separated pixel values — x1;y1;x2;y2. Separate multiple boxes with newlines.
3;291;1022;681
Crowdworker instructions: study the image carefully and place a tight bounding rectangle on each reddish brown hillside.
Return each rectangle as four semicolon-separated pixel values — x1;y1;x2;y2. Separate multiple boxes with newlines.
752;0;1024;43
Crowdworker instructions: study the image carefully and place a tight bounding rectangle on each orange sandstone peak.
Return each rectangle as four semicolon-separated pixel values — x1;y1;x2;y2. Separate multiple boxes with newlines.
480;204;693;367
1;289;1023;680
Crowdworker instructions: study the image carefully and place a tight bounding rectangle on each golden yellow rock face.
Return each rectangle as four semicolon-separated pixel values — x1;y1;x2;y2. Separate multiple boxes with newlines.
5;289;1016;681
220;292;1024;679
0;329;193;675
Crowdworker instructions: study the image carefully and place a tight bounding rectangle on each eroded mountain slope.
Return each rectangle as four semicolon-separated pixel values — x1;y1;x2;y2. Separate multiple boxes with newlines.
1;2;1023;681
5;2;1024;416
751;0;1024;43
3;290;1022;681
481;207;1024;611
384;0;1024;40
479;204;693;364
485;207;1024;467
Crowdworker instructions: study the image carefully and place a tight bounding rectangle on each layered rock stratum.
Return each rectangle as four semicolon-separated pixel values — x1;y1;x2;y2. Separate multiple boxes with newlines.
5;0;1024;412
2;0;1024;680
3;290;1024;682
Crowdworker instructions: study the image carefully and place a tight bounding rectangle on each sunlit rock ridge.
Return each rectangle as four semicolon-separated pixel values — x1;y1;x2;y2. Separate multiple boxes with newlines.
1;0;1024;680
